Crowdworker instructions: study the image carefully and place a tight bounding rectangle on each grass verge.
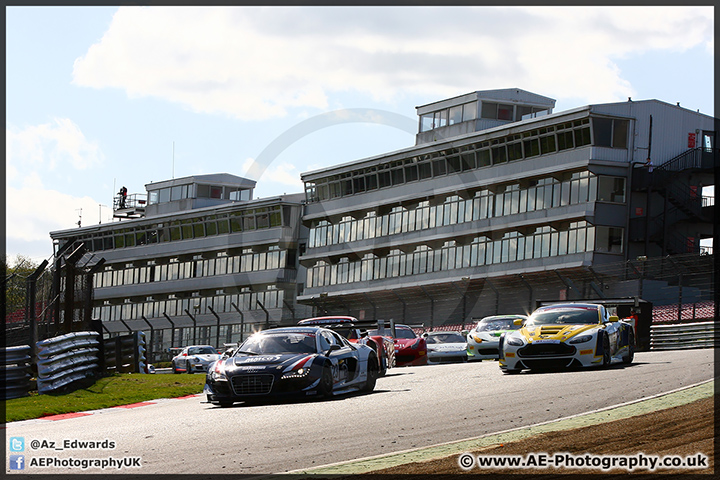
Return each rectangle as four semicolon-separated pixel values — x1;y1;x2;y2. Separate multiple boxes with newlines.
4;373;206;423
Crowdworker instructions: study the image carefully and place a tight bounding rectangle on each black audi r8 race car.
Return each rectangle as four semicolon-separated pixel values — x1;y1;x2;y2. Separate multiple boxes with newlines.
204;326;379;407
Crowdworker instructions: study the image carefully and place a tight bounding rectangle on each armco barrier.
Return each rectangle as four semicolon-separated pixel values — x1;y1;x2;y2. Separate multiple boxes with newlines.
103;331;148;374
36;332;101;394
650;321;717;350
2;345;33;399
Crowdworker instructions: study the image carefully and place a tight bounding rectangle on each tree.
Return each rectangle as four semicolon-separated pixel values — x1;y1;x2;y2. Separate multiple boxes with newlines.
3;255;41;319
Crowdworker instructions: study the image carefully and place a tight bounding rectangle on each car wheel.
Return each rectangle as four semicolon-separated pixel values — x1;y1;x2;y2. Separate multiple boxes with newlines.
602;333;611;367
363;356;379;392
622;330;635;364
318;365;333;397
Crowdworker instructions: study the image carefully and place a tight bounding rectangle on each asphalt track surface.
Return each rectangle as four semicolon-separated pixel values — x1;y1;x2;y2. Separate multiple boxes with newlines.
4;348;714;475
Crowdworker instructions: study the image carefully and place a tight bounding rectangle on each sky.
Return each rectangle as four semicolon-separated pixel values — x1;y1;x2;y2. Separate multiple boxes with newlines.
5;6;715;264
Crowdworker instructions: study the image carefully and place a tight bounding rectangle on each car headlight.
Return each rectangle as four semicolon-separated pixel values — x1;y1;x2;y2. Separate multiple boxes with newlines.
281;356;312;380
210;361;227;381
569;334;593;344
281;367;310;380
471;335;483;343
505;336;524;346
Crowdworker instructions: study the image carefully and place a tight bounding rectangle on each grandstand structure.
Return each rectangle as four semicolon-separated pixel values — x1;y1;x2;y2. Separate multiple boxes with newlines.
25;88;716;357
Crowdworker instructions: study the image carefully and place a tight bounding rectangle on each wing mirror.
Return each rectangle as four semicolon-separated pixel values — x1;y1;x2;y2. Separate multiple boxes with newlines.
326;344;341;355
513;318;523;326
606;315;620;323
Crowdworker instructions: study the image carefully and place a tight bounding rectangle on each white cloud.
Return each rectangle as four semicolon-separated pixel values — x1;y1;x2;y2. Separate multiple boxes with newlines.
240;157;303;192
71;6;713;120
5;119;107;259
5;176;107;260
6;118;104;178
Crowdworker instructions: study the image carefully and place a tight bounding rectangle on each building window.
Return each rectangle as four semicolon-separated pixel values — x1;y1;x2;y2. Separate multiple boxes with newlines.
595;226;624;253
592;117;629;148
596;176;626;203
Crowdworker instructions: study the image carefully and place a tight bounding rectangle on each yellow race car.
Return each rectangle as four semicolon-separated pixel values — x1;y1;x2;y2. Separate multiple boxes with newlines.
499;303;635;374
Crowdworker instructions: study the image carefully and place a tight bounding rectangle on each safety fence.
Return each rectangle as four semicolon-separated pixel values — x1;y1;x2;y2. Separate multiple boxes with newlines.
650;322;717;350
2;345;33;399
4;331;149;398
104;331;148;374
36;331;101;394
651;301;715;323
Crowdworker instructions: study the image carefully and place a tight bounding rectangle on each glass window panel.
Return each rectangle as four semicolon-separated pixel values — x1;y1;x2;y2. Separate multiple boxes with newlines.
575;127;591;146
404;164;418;182
462;102;477;122
540;135;557;154
597;176;626;203
159;188;171;203
477;149;491;167
613;120;629;148
557;131;574;150
481;102;497;119
196;184;209;198
498;104;513;121
523;138;540;157
432;158;447;176
449;105;463;125
592;117;613;147
492;145;507;164
507;142;523;161
434;110;447;127
421;114;434;132
171;185;183;201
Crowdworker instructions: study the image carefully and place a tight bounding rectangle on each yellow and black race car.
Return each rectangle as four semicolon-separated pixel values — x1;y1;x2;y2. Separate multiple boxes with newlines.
499;303;635;374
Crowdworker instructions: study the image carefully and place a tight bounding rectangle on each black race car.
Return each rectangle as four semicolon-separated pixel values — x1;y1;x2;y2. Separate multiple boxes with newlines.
204;326;379;407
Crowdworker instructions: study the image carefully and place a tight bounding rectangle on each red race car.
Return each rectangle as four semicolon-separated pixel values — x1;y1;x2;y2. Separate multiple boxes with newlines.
367;323;428;367
297;316;396;376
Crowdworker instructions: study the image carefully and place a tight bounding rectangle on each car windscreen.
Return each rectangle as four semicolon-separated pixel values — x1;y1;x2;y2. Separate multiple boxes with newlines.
476;319;522;332
188;346;217;355
237;333;317;355
425;332;465;344
367;328;416;339
527;308;599;326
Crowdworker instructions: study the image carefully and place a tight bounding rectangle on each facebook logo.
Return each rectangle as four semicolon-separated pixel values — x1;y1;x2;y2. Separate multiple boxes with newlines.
9;455;25;470
9;437;24;452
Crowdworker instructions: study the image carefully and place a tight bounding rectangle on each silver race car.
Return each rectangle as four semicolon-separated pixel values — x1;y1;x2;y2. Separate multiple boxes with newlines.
171;345;221;374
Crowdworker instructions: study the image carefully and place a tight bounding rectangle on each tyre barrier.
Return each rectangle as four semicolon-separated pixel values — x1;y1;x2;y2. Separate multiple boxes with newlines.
650;321;718;350
36;331;100;394
2;345;33;399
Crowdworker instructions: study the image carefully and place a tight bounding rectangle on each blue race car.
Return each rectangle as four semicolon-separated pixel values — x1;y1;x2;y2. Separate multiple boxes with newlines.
204;326;379;407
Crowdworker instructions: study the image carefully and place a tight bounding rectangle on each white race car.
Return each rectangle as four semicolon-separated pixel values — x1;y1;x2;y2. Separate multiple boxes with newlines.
172;345;221;374
423;331;468;363
499;303;635;374
466;315;527;361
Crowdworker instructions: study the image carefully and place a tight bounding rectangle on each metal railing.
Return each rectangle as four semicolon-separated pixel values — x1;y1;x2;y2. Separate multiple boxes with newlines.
650;321;717;350
2;345;33;399
36;331;101;394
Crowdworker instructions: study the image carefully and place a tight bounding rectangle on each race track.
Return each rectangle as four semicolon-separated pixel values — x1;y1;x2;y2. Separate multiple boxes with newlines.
5;348;714;475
